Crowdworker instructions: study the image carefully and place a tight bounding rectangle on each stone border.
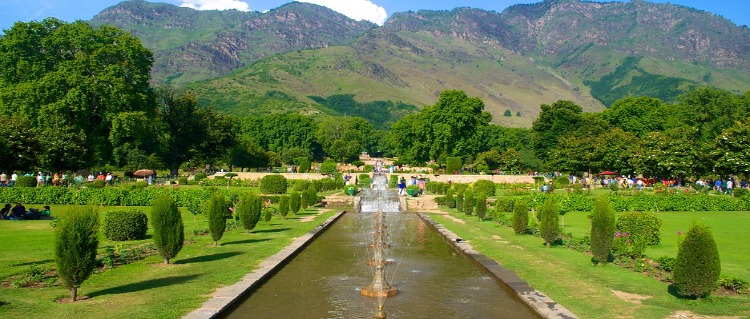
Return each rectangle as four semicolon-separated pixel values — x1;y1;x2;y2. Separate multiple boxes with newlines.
182;211;346;319
418;213;578;319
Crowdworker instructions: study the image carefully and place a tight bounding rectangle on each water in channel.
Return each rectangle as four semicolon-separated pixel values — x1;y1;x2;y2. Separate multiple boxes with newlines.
223;175;539;319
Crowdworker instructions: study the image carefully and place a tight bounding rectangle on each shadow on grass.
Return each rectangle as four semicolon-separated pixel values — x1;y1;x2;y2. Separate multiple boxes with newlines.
223;238;271;246
176;251;244;264
252;228;291;234
88;274;201;297
12;259;53;267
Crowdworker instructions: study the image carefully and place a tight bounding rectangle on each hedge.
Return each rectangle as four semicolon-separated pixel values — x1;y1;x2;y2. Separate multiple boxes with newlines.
260;175;288;194
103;209;148;241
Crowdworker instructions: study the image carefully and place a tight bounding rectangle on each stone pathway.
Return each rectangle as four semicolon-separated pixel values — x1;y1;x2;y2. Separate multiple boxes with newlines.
406;194;465;224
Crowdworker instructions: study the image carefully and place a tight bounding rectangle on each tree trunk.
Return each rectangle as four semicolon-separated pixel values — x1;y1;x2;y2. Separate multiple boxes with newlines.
214;240;218;247
71;286;78;301
165;258;170;265
170;167;179;176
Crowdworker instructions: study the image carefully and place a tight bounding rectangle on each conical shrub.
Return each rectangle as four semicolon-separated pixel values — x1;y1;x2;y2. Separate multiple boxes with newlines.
151;195;184;264
590;197;615;264
539;197;560;247
673;222;721;299
238;193;262;233
206;192;227;246
55;206;99;301
512;200;528;235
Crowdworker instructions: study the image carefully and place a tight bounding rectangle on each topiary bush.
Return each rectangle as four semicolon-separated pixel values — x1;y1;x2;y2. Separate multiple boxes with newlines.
320;159;337;175
554;176;570;189
300;190;309;210
616;211;662;246
389;175;399;188
734;188;749;198
473;180;496;197
178;177;188;185
237;193;262;233
475;193;487;220
512;200;528;235
673;222;721;299
194;173;207;181
306;186;317;207
151;195;184;264
298;158;311;173
590;197;616;265
278;195;289;220
15;175;36;187
444;188;455;208
90;180;106;188
446;157;462;174
455;188;464;212
103;210;148;241
55;206;100;301
463;189;475;216
206;192;227;246
539;197;560;247
290;190;301;214
259;175;288;194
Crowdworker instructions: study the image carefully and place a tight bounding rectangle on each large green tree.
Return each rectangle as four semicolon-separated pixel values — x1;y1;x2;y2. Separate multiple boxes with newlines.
531;100;583;161
0;19;155;168
602;96;664;136
712;119;750;176
316;116;373;163
241;113;320;159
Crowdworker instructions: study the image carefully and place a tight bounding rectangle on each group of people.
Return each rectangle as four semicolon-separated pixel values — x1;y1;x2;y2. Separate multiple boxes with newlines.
1;203;51;220
397;175;426;195
0;171;120;187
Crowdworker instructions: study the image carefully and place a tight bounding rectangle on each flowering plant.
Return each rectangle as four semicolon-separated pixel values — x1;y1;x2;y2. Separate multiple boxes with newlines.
611;231;647;259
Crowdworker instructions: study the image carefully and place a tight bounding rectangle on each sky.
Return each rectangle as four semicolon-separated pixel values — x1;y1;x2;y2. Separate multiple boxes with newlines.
1;0;748;33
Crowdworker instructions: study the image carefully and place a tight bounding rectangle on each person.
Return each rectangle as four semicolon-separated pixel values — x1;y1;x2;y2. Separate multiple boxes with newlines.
36;172;44;187
727;179;734;195
417;177;426;195
10;172;17;187
40;206;52;219
87;173;95;182
398;178;406;196
1;204;11;220
52;173;61;186
637;178;644;191
10;203;26;220
105;173;113;186
0;172;7;186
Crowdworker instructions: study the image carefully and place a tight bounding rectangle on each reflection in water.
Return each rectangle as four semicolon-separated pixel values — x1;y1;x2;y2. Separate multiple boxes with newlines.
223;174;539;319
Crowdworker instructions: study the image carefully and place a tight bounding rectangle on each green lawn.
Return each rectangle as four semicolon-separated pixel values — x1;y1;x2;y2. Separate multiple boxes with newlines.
432;209;750;319
0;205;335;319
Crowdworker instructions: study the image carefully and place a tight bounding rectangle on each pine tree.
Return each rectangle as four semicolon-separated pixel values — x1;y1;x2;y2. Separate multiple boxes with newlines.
463;189;475;216
290;190;301;214
151;195;184;264
207;192;227;246
475;193;487;221
590;197;615;264
300;191;309;210
539;198;560;247
306;186;318;207
512;200;528;235
278;195;290;220
674;222;721;299
455;188;464;212
238;193;262;233
54;206;99;301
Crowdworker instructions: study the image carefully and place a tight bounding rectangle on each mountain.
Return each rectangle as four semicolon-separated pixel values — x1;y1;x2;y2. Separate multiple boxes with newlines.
91;0;750;127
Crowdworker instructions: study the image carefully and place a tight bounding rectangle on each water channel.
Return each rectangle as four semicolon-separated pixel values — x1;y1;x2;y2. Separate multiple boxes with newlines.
223;175;540;319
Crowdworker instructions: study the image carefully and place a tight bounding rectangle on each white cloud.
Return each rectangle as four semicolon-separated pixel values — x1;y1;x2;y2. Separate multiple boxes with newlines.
298;0;388;25
178;0;250;11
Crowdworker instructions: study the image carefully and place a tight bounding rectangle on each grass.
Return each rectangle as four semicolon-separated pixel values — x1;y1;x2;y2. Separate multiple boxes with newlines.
0;205;336;319
429;208;750;319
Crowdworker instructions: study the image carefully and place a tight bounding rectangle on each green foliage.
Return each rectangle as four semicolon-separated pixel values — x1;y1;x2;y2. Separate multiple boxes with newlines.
237;193;262;232
463;189;475;216
15;176;36;188
389;175;399;188
90;180;107;189
616;211;662;246
259;175;288;194
445;188;456;208
306;186;318;207
734;188;749;198
674;222;721;299
103;210;148;241
590;197;616;264
178;177;188;185
718;277;749;293
539;198;560;246
150;195;184;264
300;190;309;209
290;190;301;214
54;206;99;301
455;188;464;212
206;192;227;246
446;157;462;174
472;180;496;197
278;195;289;220
308;94;418;127
298;158;311;173
512;200;529;235
194;173;207;181
406;184;420;197
554;176;570;189
263;207;274;223
475;193;487;220
320;159;337;175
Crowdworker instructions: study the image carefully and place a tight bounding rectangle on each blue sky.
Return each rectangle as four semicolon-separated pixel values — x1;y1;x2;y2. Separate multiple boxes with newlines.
1;0;748;33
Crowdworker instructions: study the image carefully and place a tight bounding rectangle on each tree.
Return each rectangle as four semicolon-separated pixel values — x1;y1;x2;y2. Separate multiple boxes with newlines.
475;193;487;221
0;19;155;166
151;195;184;264
711;119;750;177
531;100;583;160
306;186;318;207
674;222;721;299
54;206;99;301
240;113;320;159
0;116;39;171
602;96;664;136
539;198;560;247
512;200;528;235
278;195;290;220
633;127;704;177
206;192;227;246
316;116;372;163
590;197;616;265
474;150;502;171
238;193;262;233
503;109;512;117
463;189;475;216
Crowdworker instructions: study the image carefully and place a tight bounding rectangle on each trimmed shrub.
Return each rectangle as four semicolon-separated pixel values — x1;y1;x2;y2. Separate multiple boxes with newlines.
674;222;721;299
389;175;399;188
616;211;662;246
55;206;99;301
263;207;274;222
90;180;106;188
15;175;36;187
103;210;148;241
178;177;188;185
306;186;317;206
539;198;560;247
554;176;570;189
206;192;227;246
445;188;455;208
473;180;496;197
298;158;311;173
463;189;475;216
278;195;289;220
134;180;148;188
237;193;262;233
512;200;528;235
290;190;301;214
495;197;514;213
455;188;464;212
320;159;337;175
446;157;462;174
475;193;487;220
734;188;749;198
151;195;184;264
194;173;207;181
590;197;616;265
300;190;309;209
290;179;309;191
259;175;288;194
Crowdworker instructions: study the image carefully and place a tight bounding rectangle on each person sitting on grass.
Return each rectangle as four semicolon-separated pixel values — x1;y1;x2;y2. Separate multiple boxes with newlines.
40;206;52;219
1;204;11;220
10;203;26;220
